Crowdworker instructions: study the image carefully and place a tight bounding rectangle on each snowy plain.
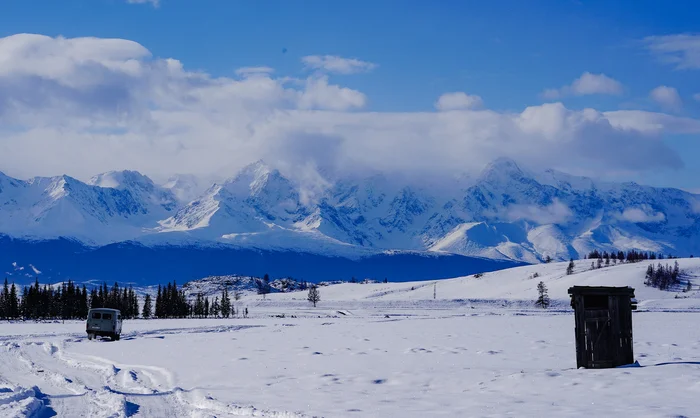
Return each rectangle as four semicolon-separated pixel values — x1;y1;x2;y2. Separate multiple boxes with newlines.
1;259;699;417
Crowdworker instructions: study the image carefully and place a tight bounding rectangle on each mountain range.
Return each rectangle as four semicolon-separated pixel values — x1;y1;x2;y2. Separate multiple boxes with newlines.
1;158;698;284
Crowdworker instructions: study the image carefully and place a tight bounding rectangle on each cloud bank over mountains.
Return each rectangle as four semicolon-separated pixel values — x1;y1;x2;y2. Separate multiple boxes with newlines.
0;34;698;187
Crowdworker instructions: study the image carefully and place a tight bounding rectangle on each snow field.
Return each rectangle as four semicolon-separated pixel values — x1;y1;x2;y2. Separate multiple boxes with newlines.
0;259;698;417
1;309;699;417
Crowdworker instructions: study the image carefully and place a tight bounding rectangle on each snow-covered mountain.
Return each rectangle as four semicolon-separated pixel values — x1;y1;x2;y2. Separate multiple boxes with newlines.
0;170;177;245
1;158;699;262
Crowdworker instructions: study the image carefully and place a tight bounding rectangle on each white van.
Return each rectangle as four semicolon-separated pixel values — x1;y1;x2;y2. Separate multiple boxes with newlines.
86;308;123;341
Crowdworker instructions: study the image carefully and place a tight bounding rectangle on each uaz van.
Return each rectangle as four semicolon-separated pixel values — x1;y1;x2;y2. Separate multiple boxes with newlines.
86;308;122;341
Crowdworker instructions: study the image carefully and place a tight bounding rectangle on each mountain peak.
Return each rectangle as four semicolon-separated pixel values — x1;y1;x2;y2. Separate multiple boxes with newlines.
478;157;527;184
89;170;155;190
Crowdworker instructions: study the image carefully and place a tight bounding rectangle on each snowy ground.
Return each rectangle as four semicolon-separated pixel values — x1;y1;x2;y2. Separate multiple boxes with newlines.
1;259;699;417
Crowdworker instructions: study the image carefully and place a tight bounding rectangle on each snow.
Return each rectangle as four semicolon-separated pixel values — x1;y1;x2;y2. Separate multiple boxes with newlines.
3;158;700;263
1;259;699;416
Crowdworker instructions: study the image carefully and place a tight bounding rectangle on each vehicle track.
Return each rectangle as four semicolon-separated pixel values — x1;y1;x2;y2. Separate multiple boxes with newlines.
0;328;314;418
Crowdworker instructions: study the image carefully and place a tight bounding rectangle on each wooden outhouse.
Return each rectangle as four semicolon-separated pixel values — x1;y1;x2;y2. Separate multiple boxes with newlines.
568;286;637;369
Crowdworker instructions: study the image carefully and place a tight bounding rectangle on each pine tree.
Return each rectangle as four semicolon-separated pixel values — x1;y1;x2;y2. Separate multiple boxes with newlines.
221;288;231;318
596;257;603;269
307;285;321;307
645;264;654;285
142;294;153;319
545;255;552;263
566;259;575;275
0;278;8;319
535;281;550;309
8;283;19;319
204;298;210;318
79;286;88;318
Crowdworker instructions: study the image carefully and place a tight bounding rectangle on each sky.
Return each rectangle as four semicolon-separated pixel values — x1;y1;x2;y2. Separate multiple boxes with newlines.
0;0;699;191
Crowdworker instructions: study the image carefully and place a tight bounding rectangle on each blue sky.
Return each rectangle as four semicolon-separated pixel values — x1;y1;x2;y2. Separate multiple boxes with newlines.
0;0;698;190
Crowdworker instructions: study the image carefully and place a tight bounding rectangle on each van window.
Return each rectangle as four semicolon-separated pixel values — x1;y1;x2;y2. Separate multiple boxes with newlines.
117;315;121;320
91;312;102;319
102;314;112;320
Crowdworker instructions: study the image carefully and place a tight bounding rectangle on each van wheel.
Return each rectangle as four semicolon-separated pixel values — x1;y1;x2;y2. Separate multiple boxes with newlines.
114;334;120;341
87;333;94;340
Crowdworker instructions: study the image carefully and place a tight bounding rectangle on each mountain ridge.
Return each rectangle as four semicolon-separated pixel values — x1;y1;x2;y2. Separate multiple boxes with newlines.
1;159;699;263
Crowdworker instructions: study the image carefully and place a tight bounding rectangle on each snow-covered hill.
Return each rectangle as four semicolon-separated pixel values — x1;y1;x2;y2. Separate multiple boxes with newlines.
1;158;699;263
249;257;700;310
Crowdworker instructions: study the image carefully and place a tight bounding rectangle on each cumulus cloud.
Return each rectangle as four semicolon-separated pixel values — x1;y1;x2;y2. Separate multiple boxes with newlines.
604;110;700;134
644;34;700;70
617;206;666;223
649;86;683;112
127;0;160;7
301;55;376;74
542;72;623;99
0;34;693;186
435;92;483;111
506;199;573;224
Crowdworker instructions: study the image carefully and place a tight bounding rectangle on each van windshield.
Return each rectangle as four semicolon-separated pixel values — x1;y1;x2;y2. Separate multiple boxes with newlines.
102;314;112;320
91;313;101;319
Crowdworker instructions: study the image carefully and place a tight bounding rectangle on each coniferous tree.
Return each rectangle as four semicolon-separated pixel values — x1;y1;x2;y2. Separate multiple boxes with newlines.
8;283;19;319
221;288;231;318
566;259;575;275
0;278;8;319
155;285;163;318
645;264;654;285
535;281;550;309
79;286;88;318
142;294;153;319
204;298;210;318
597;257;603;269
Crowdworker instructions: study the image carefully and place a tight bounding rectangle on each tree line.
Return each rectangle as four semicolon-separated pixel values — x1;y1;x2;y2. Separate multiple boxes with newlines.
2;274;326;321
1;279;140;320
644;261;687;291
586;249;680;263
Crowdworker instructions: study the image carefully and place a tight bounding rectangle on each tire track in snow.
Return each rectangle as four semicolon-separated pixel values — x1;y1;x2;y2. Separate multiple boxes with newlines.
0;340;124;417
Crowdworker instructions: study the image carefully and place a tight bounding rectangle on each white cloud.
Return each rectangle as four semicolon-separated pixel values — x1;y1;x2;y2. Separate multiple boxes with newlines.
301;55;376;74
693;93;700;102
542;72;623;99
127;0;160;7
649;86;683;112
235;66;274;77
617;206;665;223
435;92;483;111
691;198;700;214
604;110;700;134
644;34;700;70
297;76;366;110
0;33;693;186
506;199;573;224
